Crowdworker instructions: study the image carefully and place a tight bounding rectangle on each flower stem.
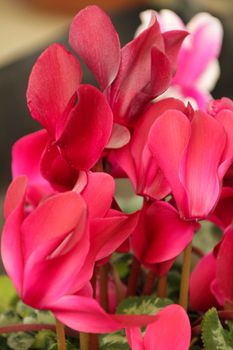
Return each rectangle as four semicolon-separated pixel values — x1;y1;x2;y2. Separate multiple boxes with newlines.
143;270;156;295
99;264;109;311
111;264;125;303
126;256;141;296
56;319;66;350
80;332;90;350
179;241;192;309
157;275;167;298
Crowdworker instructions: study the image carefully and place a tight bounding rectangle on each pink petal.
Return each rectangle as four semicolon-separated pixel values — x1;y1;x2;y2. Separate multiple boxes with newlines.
210;187;233;230
158;10;185;32
174;13;223;86
81;172;115;218
12;130;53;204
106;123;131;149
181;111;226;218
190;252;218;312
1;177;27;294
90;211;139;261
131;201;195;264
21;191;87;259
51;295;122;333
69;5;120;91
144;305;191;350
110;17;164;122
162;30;188;73
126;327;144;350
27;44;82;138
216;228;233;304
40;141;78;191
148;110;190;218
216;110;233;178
57;85;113;170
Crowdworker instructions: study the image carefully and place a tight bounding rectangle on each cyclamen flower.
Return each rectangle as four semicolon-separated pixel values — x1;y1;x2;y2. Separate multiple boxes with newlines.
1;175;142;333
190;227;233;312
136;10;223;110
69;6;187;125
148;104;233;220
126;305;191;350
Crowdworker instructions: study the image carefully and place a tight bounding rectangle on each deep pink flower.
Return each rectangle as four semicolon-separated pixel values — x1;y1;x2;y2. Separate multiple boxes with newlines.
136;10;223;110
190;225;233;312
148;108;233;219
109;98;190;200
1;175;146;333
131;200;197;273
126;304;191;350
69;6;187;125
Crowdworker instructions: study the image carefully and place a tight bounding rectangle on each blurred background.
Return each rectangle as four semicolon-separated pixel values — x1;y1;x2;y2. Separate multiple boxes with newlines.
0;0;232;265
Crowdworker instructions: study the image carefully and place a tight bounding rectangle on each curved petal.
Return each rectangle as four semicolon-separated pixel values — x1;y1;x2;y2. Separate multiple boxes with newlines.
126;327;144;350
131;201;195;264
69;5;120;90
27;44;82;137
210;187;233;230
181;111;226;218
106;123;131;149
144;305;191;350
148;110;190;218
190;252;218;312
41;141;78;191
81;172;115;218
174;13;223;86
111;17;164;122
1;177;27;294
21;191;87;259
12;130;54;204
90;211;139;261
57;85;113;170
216;228;233;304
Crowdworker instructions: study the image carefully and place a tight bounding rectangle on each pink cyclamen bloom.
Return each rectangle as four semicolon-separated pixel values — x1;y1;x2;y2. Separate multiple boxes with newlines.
109;98;191;200
131;200;197;275
69;6;188;126
126;305;191;350
136;10;223;110
1;175;150;333
148;106;233;220
190;226;233;312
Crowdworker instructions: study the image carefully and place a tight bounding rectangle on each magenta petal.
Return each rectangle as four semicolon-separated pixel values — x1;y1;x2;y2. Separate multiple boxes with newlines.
1;177;27;294
57;85;113;170
182;111;226;218
144;305;191;350
51;295;122;333
27;44;82;137
148;110;190;218
111;18;164;121
162;30;188;72
12;130;53;204
81;172;115;218
69;6;120;90
210;187;233;230
216;228;233;304
126;327;144;350
21;191;87;259
190;252;218;312
131;201;195;264
90;212;139;261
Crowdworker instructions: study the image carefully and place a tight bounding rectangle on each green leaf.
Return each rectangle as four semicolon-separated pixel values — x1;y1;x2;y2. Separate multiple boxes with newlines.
31;330;56;349
0;276;17;312
16;301;37;319
7;332;35;350
116;296;173;315
201;308;233;350
0;335;11;350
0;310;21;326
36;311;55;325
48;340;77;350
100;332;129;350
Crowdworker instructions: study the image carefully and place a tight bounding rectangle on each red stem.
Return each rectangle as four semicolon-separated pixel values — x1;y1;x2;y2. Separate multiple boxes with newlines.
126;256;141;297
